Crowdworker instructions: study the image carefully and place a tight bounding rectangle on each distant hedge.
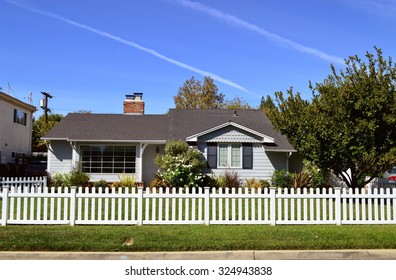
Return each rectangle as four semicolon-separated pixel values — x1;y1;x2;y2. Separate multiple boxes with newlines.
0;163;27;178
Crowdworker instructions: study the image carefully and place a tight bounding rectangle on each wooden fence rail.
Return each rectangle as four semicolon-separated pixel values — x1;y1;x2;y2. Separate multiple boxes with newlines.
1;177;396;226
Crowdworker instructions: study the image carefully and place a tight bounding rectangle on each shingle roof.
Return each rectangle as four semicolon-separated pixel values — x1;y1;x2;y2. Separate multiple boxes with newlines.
43;113;169;141
43;109;295;151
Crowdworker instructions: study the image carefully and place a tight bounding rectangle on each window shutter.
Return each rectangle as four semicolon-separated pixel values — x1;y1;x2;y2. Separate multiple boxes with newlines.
242;144;253;169
207;143;217;169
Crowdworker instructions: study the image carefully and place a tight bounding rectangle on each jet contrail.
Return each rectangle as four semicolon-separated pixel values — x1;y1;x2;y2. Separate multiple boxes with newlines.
173;0;345;65
4;0;253;94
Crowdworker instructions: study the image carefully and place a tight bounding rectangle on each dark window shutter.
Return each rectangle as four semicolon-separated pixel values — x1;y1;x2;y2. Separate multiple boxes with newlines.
242;144;253;169
207;143;217;169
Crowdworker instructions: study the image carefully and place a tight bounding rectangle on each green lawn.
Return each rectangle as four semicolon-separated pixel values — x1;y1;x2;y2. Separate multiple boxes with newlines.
1;224;396;252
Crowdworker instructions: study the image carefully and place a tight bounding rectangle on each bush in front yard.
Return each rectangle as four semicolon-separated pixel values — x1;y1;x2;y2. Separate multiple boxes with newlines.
51;167;90;188
271;169;293;188
155;140;206;188
93;179;108;189
51;173;71;188
118;174;136;189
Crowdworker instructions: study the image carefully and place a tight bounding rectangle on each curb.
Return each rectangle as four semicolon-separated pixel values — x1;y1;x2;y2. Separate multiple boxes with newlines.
1;250;396;260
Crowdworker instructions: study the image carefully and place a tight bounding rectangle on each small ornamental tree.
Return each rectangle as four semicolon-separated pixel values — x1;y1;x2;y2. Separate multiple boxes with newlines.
155;140;206;188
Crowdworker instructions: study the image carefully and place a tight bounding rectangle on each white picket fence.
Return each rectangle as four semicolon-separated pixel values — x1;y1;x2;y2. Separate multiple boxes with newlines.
1;177;396;226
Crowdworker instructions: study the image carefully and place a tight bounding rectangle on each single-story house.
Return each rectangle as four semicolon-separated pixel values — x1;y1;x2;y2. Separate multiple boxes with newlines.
42;93;302;185
0;91;36;163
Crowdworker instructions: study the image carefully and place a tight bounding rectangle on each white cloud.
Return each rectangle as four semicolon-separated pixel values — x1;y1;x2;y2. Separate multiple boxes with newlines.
173;0;345;65
4;0;253;95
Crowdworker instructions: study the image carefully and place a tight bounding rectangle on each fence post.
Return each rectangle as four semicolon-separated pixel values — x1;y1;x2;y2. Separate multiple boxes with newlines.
269;187;277;226
1;185;10;226
137;186;144;226
204;187;211;225
69;186;77;226
334;186;342;225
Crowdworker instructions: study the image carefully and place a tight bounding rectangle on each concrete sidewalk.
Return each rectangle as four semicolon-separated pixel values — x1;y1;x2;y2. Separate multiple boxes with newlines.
1;250;396;260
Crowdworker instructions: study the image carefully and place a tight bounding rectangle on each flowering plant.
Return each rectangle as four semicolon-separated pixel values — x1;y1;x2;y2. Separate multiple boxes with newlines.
155;140;206;188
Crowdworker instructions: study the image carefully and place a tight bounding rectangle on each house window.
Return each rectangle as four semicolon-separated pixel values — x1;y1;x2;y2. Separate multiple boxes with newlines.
13;109;27;126
218;144;242;168
80;145;136;174
207;143;253;170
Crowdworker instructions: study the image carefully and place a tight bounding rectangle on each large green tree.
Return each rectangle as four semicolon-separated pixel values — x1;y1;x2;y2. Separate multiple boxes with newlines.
263;48;396;189
32;113;63;152
174;76;225;109
174;76;252;109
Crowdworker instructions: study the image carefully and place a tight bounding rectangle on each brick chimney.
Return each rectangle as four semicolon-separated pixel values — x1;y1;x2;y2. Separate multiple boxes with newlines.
123;93;145;115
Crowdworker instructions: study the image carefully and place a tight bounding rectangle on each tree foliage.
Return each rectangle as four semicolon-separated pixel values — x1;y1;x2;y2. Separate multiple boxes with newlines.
32;113;63;152
224;96;252;109
174;76;252;109
263;48;396;188
174;76;225;109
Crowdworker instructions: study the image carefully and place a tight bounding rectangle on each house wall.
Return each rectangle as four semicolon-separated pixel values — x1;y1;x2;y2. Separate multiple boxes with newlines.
47;140;73;173
142;144;165;186
47;141;170;185
199;143;288;182
0;93;35;163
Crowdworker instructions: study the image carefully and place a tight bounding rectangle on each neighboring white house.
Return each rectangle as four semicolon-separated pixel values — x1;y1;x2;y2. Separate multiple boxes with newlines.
43;93;302;185
0;91;36;163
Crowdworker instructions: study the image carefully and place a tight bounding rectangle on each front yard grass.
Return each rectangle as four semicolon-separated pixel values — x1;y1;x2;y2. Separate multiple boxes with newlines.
1;224;396;252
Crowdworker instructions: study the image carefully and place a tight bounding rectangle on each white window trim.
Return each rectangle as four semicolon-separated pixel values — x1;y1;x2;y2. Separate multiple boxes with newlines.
217;143;242;168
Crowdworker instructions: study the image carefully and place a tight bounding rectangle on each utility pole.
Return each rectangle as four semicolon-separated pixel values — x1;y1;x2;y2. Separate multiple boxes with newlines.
40;92;53;123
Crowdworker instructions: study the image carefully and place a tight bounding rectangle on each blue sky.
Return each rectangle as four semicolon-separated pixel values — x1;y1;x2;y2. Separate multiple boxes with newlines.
1;0;396;116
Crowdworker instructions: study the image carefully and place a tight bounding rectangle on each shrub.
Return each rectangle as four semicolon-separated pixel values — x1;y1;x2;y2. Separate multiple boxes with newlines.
290;171;312;189
118;173;136;189
260;180;271;189
110;181;122;189
69;169;90;188
51;173;71;188
93;179;108;189
155;140;206;188
50;166;90;188
271;169;293;188
0;164;9;178
150;178;166;190
244;178;264;190
303;160;330;188
209;174;227;189
223;170;241;189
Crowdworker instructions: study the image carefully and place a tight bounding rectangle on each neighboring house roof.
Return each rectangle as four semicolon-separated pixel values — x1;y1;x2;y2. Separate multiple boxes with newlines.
43;109;295;151
0;91;37;112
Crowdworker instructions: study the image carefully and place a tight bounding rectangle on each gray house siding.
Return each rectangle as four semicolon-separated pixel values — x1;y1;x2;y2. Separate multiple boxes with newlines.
48;141;73;173
142;144;165;185
195;125;291;182
199;126;264;143
199;143;288;182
